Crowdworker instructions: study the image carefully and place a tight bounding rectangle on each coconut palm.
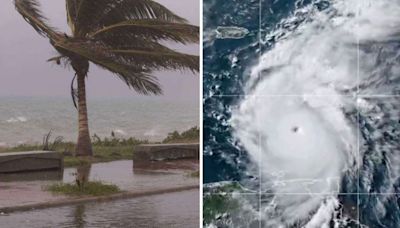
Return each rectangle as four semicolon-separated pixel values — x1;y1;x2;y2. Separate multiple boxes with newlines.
14;0;199;156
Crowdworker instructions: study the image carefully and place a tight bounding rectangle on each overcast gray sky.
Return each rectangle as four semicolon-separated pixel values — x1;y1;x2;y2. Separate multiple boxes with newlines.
0;0;199;101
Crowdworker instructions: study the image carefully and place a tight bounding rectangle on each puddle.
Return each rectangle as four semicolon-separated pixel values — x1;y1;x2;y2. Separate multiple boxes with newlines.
62;160;199;191
0;190;199;228
0;160;198;191
0;160;199;208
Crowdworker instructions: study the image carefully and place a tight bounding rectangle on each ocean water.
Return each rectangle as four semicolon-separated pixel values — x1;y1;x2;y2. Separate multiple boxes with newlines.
204;0;400;227
0;96;198;146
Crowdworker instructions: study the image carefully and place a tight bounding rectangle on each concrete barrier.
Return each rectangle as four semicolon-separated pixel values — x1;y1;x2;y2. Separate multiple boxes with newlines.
0;170;63;182
0;151;63;173
133;143;199;163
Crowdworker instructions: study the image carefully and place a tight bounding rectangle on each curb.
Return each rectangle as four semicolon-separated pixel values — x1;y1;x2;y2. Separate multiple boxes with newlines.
0;185;198;213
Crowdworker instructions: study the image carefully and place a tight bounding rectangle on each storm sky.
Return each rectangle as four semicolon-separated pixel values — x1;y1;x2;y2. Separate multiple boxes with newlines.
0;0;199;101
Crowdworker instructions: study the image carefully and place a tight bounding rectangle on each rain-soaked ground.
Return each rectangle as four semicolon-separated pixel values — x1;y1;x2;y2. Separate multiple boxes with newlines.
0;160;198;214
0;189;199;228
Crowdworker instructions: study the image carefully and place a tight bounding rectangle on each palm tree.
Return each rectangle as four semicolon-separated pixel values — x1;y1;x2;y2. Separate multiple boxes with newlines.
14;0;199;156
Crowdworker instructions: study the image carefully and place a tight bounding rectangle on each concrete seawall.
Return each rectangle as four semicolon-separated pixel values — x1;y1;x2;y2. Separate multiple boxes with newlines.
0;151;63;173
133;143;199;162
133;143;199;170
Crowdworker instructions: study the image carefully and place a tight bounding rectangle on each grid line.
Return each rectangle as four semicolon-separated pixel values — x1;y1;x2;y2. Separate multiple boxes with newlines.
356;0;360;226
258;1;262;227
208;94;400;98
204;192;400;196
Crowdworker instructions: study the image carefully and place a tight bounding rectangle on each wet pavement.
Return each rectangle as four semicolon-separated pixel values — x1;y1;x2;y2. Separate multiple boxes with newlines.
63;160;198;191
0;160;199;209
0;189;199;228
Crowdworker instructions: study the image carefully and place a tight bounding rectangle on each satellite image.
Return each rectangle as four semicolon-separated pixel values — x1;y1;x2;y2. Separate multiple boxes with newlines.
203;0;400;227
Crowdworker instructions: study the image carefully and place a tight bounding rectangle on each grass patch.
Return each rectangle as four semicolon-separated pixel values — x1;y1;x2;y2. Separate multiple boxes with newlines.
64;156;91;167
47;181;120;197
162;127;199;143
62;145;135;167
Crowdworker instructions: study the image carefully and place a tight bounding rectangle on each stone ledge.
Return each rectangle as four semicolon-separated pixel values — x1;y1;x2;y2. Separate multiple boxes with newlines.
0;170;63;182
0;151;63;173
133;143;199;162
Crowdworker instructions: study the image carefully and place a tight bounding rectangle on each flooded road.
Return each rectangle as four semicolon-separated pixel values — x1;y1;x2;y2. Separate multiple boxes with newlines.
0;159;199;219
1;160;198;191
0;190;199;228
0;160;199;191
62;160;199;191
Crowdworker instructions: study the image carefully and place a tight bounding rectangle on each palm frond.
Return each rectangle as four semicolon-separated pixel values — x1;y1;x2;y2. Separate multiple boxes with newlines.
74;0;186;36
47;55;71;67
94;61;162;95
111;49;199;73
70;74;78;109
90;20;199;44
66;0;81;34
14;0;59;39
54;40;162;95
91;35;173;51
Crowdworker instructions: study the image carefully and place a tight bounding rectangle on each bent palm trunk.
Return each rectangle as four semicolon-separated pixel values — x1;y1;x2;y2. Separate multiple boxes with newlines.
76;72;93;156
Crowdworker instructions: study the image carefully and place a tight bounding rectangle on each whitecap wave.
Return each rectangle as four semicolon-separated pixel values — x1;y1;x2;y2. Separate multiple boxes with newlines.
6;116;28;123
144;128;160;137
113;129;127;136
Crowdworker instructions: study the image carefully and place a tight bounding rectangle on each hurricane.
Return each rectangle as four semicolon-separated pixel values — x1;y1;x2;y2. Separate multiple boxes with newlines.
230;0;400;227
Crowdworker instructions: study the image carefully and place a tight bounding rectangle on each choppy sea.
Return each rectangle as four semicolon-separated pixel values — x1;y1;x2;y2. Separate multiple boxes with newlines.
0;96;198;147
